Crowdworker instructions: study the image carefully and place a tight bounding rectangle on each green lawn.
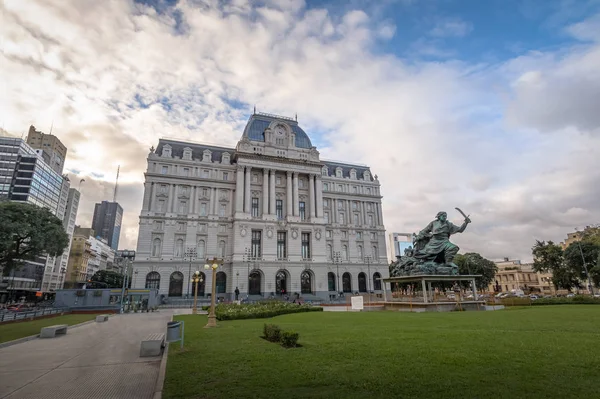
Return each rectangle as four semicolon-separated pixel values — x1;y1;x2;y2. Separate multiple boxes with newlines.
0;314;96;343
164;306;600;399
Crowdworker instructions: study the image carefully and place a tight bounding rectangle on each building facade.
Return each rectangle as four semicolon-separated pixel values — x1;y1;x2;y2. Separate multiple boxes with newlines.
388;232;413;262
488;258;545;294
65;227;94;286
132;112;388;300
92;201;123;251
0;136;72;299
25;125;67;174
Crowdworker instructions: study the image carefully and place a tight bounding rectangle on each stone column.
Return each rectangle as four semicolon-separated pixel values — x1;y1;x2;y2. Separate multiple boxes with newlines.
167;184;174;213
149;183;156;211
244;166;252;213
333;199;337;223
309;174;316;219
293;172;299;216
286;171;293;217
142;182;151;211
190;186;196;214
262;169;269;216
376;203;383;226
362;202;368;224
235;165;244;213
211;187;218;215
269;170;276;215
315;176;323;218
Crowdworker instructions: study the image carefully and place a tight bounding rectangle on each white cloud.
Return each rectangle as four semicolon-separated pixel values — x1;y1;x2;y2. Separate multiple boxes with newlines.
1;0;599;262
429;17;473;37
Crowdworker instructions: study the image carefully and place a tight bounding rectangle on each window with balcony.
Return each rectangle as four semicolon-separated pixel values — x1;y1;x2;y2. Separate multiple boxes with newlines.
301;233;311;259
276;199;283;219
223;172;228;181
277;232;287;260
251;230;262;258
251;197;259;217
299;201;306;220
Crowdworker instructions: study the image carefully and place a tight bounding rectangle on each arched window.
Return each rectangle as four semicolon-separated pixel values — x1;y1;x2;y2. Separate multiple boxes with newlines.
276;270;287;295
218;240;226;257
197;240;205;259
372;245;378;259
327;244;333;260
301;271;312;294
249;271;261;295
169;272;184;297
152;238;162;257
145;272;160;290
216;271;226;294
342;245;348;261
328;272;336;292
193;272;206;296
357;245;363;260
342;272;352;293
358;272;367;293
373;272;382;291
175;239;184;257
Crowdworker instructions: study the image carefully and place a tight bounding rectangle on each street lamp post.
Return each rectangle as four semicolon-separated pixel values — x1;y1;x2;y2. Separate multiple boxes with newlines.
204;257;224;328
364;255;372;306
575;227;594;295
191;271;204;315
333;251;342;297
116;250;136;314
184;247;197;299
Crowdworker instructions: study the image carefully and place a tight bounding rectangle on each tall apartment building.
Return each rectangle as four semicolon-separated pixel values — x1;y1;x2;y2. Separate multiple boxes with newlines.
132;112;388;300
92;201;123;251
0;137;71;298
26;125;67;174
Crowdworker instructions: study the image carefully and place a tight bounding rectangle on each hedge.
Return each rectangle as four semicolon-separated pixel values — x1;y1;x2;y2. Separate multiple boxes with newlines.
531;296;600;306
214;301;323;321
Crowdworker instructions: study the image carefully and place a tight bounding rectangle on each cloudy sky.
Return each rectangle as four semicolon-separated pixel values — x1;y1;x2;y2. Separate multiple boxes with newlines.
2;0;599;262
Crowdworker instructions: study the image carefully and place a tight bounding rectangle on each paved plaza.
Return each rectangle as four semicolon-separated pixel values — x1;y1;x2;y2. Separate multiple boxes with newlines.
0;311;178;399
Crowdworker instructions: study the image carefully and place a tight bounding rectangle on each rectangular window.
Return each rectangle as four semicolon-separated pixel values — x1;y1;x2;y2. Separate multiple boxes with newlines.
301;233;311;259
160;185;168;193
357;231;362;240
198;224;207;233
251;197;259;217
326;230;332;238
157;199;166;212
352;202;357;210
276;199;283;219
178;201;187;214
353;186;357;193
323;183;329;191
177;222;185;231
324;212;329;224
324;199;330;208
338;184;343;192
367;203;372;211
183;167;190;176
342;231;347;239
218;224;226;233
277;232;287;260
223;172;228;181
200;203;207;216
371;232;376;240
161;166;168;174
219;203;226;217
251;230;262;258
276;176;282;185
338;201;344;210
252;174;258;183
354;213;360;225
299;201;306;220
202;170;209;178
299;179;304;188
339;213;345;224
368;215;374;226
202;188;209;197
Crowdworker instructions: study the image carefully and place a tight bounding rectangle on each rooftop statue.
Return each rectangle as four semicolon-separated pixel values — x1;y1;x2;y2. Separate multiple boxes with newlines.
390;208;471;276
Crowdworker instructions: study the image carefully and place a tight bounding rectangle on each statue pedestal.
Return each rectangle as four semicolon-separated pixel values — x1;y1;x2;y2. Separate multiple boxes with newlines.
381;275;485;312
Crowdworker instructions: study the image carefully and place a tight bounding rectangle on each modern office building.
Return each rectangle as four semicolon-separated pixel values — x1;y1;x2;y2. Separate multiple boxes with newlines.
92;201;123;251
0;136;71;299
132;111;388;300
26;125;67;174
388;232;414;262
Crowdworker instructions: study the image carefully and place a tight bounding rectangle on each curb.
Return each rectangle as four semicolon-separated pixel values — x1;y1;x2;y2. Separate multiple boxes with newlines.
0;316;101;349
153;314;173;399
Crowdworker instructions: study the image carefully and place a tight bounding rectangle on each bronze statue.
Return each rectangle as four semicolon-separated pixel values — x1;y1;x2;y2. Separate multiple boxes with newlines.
390;208;471;276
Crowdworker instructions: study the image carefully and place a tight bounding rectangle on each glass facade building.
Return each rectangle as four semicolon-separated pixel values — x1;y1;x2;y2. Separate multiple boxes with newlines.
92;201;123;251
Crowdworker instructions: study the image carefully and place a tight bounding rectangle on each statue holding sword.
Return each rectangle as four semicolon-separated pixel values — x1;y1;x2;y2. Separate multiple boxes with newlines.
391;208;471;276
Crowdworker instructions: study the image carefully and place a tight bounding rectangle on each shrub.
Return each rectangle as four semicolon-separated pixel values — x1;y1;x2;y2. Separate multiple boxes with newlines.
281;331;299;348
215;301;323;321
532;296;600;306
263;324;282;342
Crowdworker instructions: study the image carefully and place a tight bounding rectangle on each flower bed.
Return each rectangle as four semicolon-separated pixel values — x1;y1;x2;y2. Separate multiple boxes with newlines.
214;301;323;321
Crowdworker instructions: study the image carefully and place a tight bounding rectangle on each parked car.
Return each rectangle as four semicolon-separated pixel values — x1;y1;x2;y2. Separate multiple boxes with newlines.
529;295;539;300
566;293;575;298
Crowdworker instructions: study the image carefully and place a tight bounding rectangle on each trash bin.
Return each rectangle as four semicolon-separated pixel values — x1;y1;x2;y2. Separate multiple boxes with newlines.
167;321;181;342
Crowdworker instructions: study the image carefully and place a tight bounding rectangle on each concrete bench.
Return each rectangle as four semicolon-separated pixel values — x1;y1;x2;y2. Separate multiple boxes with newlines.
140;333;165;357
40;324;68;338
95;314;109;322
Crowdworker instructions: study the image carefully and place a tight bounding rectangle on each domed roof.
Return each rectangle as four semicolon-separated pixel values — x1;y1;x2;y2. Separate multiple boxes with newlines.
242;112;313;149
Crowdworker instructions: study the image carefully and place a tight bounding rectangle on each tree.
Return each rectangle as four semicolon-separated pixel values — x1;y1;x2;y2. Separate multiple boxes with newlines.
455;252;498;290
564;241;599;278
0;202;69;276
532;240;563;273
88;270;124;288
581;225;600;247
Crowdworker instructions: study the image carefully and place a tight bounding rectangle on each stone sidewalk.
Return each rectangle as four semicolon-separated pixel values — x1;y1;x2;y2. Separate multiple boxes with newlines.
0;311;175;399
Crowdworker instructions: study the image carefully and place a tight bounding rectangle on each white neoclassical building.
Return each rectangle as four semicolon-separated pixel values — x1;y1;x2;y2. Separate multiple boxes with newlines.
132;112;388;300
